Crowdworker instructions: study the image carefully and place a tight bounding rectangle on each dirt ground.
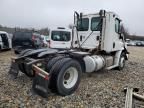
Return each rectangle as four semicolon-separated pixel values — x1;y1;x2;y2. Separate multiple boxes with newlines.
0;46;144;108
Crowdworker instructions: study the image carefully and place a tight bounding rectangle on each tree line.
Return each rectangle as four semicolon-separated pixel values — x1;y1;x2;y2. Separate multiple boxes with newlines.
0;25;49;35
0;24;144;41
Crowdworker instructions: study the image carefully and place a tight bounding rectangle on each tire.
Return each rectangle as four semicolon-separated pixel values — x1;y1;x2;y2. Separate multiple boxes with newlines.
19;63;35;77
48;58;72;91
14;50;19;54
18;49;35;77
46;56;65;72
25;69;35;77
49;58;82;96
117;53;126;70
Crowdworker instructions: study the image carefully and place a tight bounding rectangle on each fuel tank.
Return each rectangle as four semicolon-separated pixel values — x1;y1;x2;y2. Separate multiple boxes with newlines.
83;55;105;73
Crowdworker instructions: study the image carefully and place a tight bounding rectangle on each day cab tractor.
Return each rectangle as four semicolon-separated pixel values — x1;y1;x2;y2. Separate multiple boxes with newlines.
9;10;129;98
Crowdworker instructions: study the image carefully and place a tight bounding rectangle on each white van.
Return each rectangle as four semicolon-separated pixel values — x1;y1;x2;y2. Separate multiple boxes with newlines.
48;28;72;49
0;31;12;50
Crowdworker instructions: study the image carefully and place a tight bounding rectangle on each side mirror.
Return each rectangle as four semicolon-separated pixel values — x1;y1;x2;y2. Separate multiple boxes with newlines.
74;11;79;20
80;13;83;19
79;13;83;26
118;26;122;34
74;11;80;27
99;10;106;17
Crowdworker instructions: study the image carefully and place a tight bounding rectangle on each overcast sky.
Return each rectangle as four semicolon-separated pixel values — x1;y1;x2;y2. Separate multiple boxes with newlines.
0;0;144;35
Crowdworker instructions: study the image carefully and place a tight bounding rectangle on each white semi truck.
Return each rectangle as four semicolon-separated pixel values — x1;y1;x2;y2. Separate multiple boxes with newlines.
9;10;129;97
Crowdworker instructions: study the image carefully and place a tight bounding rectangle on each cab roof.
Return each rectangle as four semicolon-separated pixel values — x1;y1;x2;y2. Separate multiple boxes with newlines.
81;11;121;20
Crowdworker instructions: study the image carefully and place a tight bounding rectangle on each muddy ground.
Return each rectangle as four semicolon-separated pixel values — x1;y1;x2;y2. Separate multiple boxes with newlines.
0;46;144;108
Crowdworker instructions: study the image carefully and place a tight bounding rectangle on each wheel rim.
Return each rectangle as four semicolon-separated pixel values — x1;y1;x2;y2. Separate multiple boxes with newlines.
63;67;78;89
120;57;125;68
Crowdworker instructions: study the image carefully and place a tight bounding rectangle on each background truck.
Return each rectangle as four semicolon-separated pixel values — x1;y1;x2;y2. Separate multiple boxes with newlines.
12;31;43;54
9;10;129;98
0;31;12;50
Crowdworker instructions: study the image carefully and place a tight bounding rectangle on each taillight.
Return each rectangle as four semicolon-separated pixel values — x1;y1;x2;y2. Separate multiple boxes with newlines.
32;35;36;41
47;40;51;48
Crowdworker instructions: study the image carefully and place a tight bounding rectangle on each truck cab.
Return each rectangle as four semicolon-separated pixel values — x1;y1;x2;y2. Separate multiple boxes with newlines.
12;31;43;54
48;27;72;49
73;10;125;53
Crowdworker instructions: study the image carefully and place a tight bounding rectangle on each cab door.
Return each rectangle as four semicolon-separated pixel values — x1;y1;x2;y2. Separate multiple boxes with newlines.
113;18;123;51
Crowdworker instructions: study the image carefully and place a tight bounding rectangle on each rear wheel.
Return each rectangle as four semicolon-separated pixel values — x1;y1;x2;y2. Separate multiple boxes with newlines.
62;67;78;89
46;56;65;72
19;63;35;77
49;58;82;96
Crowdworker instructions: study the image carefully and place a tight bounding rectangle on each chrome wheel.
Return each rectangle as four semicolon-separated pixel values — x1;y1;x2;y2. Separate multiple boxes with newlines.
63;67;78;89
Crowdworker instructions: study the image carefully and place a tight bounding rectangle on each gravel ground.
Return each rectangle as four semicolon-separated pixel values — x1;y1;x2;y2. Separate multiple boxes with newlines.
0;46;144;108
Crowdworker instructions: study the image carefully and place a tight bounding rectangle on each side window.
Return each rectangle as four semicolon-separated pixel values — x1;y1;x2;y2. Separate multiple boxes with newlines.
91;17;102;31
62;32;71;41
77;18;89;31
115;19;120;33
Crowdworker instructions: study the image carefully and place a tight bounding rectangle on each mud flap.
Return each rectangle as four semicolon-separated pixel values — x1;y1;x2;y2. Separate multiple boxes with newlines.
32;65;50;98
8;59;19;79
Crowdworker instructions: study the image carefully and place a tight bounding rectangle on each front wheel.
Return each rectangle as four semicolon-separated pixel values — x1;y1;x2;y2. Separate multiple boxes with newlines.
117;53;126;70
49;58;82;96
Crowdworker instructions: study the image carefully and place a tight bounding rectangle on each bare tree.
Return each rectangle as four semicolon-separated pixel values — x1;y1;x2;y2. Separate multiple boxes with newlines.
38;28;50;35
68;24;74;29
121;24;129;39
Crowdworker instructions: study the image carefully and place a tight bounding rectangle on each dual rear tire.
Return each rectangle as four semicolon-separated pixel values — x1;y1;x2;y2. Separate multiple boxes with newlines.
47;57;82;96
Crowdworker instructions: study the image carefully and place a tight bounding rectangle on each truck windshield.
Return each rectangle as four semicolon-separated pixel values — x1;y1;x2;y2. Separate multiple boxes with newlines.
51;31;71;41
77;18;89;31
91;17;102;31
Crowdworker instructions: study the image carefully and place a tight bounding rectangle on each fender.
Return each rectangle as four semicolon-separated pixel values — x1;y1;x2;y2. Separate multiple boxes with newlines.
114;50;123;66
38;49;58;58
124;47;129;60
19;48;52;57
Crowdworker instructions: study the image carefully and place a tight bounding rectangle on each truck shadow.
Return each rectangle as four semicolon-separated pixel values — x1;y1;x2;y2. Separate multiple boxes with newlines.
0;49;11;52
